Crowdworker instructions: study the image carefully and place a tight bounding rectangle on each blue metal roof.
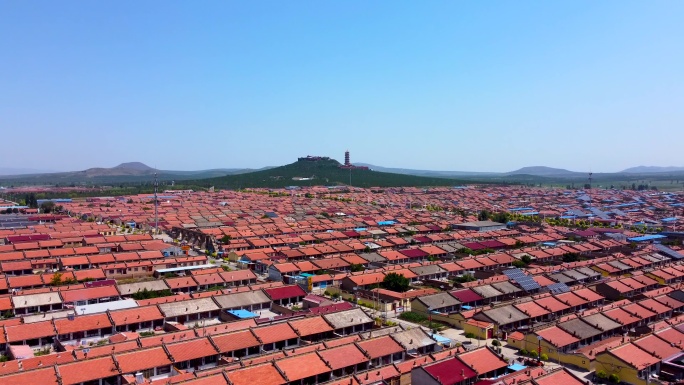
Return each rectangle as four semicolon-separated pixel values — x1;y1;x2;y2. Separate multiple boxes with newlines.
611;203;639;208
37;198;72;204
654;244;684;260
508;364;527;371
226;309;258;319
431;334;452;344
628;234;666;242
508;207;534;212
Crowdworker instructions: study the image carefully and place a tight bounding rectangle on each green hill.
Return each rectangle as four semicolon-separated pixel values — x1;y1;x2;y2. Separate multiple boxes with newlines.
193;157;470;188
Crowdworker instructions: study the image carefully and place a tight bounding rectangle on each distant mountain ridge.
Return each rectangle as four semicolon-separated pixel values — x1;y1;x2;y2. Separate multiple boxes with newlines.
193;157;468;188
78;162;159;177
621;166;684;173
0;167;60;175
4;159;684;188
358;163;582;178
505;166;580;177
0;162;258;185
113;162;156;171
355;163;498;177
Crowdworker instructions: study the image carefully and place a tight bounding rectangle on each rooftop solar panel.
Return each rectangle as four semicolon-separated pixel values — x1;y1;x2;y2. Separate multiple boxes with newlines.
655;244;684;260
546;282;570;294
519;280;541;291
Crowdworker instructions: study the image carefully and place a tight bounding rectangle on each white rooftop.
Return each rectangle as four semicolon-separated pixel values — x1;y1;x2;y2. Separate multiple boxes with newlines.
74;299;138;315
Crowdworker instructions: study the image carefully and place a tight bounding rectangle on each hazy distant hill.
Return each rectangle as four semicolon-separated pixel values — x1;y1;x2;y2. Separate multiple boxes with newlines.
621;166;684;173
0;167;60;175
505;166;581;177
113;162;155;172
193;157;470;189
77;162;158;177
356;163;584;178
355;163;499;177
5;159;684;190
0;162;257;185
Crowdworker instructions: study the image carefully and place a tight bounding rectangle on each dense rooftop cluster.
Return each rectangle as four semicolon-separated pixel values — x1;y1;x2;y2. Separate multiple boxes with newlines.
0;185;682;384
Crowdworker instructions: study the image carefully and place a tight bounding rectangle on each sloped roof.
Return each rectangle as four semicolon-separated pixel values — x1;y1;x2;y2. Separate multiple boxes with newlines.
213;290;271;309
322;308;374;330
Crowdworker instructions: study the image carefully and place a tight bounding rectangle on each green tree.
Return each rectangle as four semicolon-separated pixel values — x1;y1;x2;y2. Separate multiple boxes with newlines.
25;193;38;208
350;263;365;272
398;311;427;323
453;274;476;283
521;255;532;264
492;212;510;223
382;272;410;292
220;235;231;244
50;272;63;286
478;210;491;221
512;260;526;268
40;201;55;213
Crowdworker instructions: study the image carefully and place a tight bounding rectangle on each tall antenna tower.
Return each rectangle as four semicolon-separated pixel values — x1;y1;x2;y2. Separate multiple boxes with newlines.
154;173;159;235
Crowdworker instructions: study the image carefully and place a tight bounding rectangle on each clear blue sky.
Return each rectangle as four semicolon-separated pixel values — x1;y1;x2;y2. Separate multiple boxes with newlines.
2;1;683;172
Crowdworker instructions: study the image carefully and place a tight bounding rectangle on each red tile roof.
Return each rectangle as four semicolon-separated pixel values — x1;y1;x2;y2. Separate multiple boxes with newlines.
108;305;164;326
54;313;112;335
0;367;59;385
165;337;218;362
210;329;260;353
115;346;172;373
355;335;403;358
58;356;119;385
264;285;307;301
607;343;660;370
227;363;286;385
252;322;298;344
275;352;331;382
5;320;55;342
317;343;368;370
422;357;477;385
288;316;334;337
449;289;483;303
458;347;508;375
535;326;579;348
534;368;586;385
